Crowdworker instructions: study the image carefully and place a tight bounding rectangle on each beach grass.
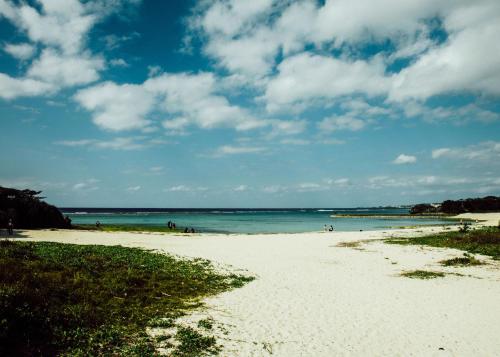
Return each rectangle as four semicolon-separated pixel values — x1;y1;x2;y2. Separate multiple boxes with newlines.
439;253;483;266
385;227;500;260
0;240;253;356
401;270;445;279
74;224;184;233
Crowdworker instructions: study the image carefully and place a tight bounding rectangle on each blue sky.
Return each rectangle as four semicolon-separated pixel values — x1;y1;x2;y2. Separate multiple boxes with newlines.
1;0;499;208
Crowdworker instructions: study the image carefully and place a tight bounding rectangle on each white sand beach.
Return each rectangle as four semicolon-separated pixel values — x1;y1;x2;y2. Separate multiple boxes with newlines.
20;215;500;356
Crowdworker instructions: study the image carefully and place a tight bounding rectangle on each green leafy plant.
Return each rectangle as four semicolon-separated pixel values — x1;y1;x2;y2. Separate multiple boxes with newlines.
0;241;253;356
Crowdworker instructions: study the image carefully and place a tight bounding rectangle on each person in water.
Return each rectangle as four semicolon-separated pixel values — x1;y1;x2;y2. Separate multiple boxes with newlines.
328;225;334;232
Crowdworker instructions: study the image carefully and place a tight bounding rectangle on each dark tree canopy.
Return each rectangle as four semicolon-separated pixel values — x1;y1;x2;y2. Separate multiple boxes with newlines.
411;196;500;215
0;186;70;229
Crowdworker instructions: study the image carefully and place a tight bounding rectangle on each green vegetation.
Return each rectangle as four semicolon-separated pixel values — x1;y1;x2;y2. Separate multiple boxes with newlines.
401;270;445;279
0;240;254;356
336;241;361;248
197;318;214;330
385;227;500;260
75;224;184;233
440;253;483;266
174;326;219;356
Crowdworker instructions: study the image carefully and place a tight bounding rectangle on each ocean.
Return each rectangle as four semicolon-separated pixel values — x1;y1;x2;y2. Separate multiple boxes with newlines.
61;208;454;234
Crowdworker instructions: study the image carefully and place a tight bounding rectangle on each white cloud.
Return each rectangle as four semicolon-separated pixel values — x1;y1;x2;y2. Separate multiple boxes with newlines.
27;49;104;87
55;139;95;147
102;32;140;51
109;58;129;67
431;148;451;159
164;185;209;193
76;72;304;134
431;141;500;161
165;185;190;192
393;154;417;164
0;0;140;100
233;184;248;192
0;0;96;55
318;115;366;132
74;81;155;131
198;0;273;37
55;137;161;151
403;102;499;124
3;42;36;60
73;178;99;191
214;145;266;156
265;52;390;112
0;73;53;99
296;182;326;192
326;178;350;187
94;137;145;150
189;0;500;111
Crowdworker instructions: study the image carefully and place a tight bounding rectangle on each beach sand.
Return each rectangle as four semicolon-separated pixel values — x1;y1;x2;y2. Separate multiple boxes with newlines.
18;214;500;356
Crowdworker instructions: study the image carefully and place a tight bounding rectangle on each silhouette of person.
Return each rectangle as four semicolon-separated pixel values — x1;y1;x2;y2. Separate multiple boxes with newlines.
7;219;13;235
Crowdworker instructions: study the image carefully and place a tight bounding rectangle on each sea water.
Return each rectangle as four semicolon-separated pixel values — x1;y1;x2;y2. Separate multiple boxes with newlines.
62;208;454;234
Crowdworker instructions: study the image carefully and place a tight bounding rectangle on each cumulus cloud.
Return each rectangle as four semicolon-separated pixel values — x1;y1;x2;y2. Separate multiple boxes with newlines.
0;73;53;99
188;0;500;112
0;0;140;100
75;71;305;135
3;42;36;60
74;81;155;131
393;154;417;164
265;52;389;112
318;115;366;132
27;49;104;87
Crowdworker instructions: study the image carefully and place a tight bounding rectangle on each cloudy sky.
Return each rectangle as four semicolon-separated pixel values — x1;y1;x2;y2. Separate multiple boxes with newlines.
1;0;499;207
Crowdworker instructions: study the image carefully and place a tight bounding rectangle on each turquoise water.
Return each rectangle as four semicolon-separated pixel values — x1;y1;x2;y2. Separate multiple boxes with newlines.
62;208;454;234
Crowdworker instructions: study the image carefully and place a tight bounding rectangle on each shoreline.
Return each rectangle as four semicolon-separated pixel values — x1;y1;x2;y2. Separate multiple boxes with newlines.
8;213;500;356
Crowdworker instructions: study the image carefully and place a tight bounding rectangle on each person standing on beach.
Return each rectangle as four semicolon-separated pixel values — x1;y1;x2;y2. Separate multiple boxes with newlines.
7;219;13;235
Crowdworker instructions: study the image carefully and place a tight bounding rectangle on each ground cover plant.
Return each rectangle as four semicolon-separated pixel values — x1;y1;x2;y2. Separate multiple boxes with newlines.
0;240;253;356
75;224;184;233
440;253;483;266
385;227;500;260
401;270;445;279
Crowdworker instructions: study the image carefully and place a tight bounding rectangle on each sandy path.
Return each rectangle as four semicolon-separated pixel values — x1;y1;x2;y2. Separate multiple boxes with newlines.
17;223;500;356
